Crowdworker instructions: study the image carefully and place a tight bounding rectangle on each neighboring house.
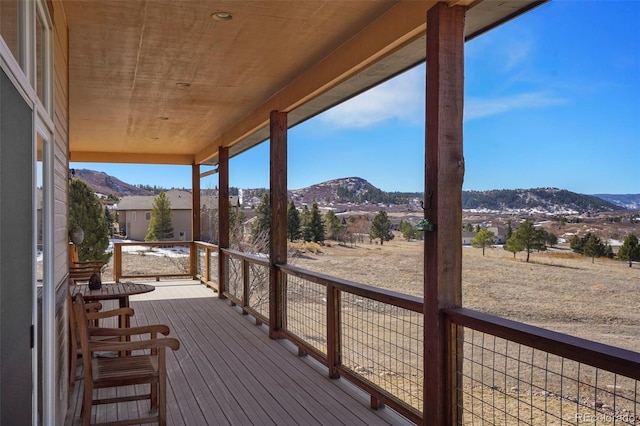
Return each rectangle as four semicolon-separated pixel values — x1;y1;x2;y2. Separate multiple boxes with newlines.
116;190;193;241
462;227;508;245
117;191;240;241
462;231;476;245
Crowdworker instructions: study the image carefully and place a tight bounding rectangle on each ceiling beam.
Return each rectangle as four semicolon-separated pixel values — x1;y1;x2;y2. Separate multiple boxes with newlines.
69;151;195;165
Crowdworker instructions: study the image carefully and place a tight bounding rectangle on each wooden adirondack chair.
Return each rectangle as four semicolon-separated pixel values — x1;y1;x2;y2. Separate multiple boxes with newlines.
73;294;179;426
67;287;135;392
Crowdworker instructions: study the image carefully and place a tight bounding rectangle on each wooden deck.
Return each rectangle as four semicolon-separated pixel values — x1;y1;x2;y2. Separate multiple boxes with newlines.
66;279;412;425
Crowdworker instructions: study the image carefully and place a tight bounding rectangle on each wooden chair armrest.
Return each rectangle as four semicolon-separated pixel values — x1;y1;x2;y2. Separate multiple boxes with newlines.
84;302;103;311
72;260;105;268
89;337;180;353
86;308;135;321
89;324;171;338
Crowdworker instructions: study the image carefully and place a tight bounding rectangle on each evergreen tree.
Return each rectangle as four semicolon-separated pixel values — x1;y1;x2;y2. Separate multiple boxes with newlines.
570;234;584;254
145;191;174;241
370;210;394;245
508;219;546;262
69;179;111;263
571;232;609;263
583;233;607;263
252;192;271;244
543;230;558;248
471;228;495;256
308;201;325;243
324;210;341;241
504;235;522;258
506;220;513;239
300;205;313;242
287;200;301;242
618;234;640;267
229;207;246;248
104;206;115;237
401;220;417;241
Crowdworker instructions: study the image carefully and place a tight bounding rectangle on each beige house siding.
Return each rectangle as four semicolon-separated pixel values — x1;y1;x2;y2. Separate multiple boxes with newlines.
52;1;71;420
117;190;194;241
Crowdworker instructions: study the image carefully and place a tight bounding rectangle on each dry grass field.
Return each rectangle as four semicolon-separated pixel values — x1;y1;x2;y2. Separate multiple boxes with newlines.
288;236;640;353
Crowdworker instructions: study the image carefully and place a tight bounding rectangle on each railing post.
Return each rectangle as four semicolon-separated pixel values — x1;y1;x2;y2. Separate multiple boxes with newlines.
114;242;121;283
327;284;341;379
205;246;211;283
423;3;466;425
242;257;249;313
189;241;197;279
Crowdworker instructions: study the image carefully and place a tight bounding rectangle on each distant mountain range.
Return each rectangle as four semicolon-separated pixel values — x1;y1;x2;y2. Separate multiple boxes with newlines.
76;170;639;214
71;169;153;196
592;193;640;210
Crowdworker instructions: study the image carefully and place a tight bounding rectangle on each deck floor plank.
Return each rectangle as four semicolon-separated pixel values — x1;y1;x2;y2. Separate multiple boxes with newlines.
65;280;411;425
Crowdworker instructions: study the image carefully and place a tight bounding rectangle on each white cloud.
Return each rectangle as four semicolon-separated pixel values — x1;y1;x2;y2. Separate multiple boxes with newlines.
464;91;566;121
319;67;425;129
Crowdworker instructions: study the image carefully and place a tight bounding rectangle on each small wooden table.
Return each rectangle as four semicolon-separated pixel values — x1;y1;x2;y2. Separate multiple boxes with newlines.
73;282;155;327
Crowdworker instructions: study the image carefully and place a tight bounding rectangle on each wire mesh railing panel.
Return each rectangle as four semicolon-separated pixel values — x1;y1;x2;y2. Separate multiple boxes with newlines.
284;273;327;355
118;244;191;278
196;246;206;277
247;262;269;318
208;250;218;283
226;255;243;301
458;328;640;425
340;293;424;412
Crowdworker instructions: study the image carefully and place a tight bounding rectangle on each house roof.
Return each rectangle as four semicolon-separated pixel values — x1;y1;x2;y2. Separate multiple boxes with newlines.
116;190;193;211
117;190;239;210
63;0;545;167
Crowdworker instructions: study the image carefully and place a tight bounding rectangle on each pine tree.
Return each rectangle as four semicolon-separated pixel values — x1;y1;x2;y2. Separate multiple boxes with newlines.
69;179;111;263
308;201;325;243
287;200;301;242
300;205;312;242
252;192;271;244
145;191;174;241
400;220;422;241
583;233;606;263
323;210;341;241
571;232;608;262
370;210;394;245
508;219;546;262
229;207;246;248
104;206;115;237
504;234;523;258
618;234;640;267
471;228;495;256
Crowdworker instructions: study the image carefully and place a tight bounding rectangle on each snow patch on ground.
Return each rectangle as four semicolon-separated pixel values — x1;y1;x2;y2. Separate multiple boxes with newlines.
108;239;190;258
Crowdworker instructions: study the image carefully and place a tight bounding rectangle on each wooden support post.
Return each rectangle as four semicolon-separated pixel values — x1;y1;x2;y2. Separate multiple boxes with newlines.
269;110;287;339
218;146;229;297
327;284;341;379
191;164;200;277
423;3;466;425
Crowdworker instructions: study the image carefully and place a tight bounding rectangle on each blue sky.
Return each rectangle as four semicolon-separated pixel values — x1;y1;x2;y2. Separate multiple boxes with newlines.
73;1;639;195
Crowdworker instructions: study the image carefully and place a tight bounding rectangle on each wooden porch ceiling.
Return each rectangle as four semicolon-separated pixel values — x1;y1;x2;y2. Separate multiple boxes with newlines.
63;0;545;166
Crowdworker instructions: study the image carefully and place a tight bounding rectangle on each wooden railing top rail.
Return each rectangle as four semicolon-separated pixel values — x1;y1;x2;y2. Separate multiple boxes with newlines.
279;263;423;313
445;307;640;381
220;247;270;267
193;241;219;251
113;241;193;247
